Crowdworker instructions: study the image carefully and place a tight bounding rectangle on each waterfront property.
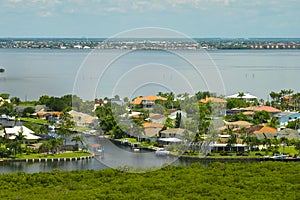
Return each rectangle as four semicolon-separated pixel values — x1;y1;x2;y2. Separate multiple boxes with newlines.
2;126;40;141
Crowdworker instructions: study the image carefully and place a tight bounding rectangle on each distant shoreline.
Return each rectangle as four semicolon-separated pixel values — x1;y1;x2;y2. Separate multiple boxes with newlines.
1;38;300;50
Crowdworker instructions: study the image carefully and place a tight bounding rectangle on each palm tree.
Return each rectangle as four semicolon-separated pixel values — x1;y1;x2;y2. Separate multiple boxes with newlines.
49;138;62;154
6;141;18;157
58;111;75;145
226;126;237;152
39;141;51;154
15;129;26;155
238;92;245;99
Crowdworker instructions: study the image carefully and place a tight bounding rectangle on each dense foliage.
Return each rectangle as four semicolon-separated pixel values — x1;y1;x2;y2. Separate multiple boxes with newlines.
0;162;299;199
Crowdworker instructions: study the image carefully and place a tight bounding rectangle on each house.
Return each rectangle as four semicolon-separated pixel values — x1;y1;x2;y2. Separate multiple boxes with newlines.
149;113;166;124
244;106;281;116
68;110;98;127
168;110;187;120
200;96;227;104
276;128;300;140
227;92;257;100
274;112;300;126
160;128;190;139
36;111;62;119
246;125;277;141
224;121;252;129
130;95;167;108
142;123;164;141
3;126;40;141
227;105;281;117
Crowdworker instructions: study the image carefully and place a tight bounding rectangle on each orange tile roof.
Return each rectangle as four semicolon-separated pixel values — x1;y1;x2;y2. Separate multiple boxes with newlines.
36;111;62;116
142;122;164;128
254;126;277;134
200;97;227;104
130;96;167;105
245;106;281;113
254;106;281;113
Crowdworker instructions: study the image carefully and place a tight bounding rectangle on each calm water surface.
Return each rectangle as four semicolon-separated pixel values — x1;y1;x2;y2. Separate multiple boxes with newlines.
1;49;300;100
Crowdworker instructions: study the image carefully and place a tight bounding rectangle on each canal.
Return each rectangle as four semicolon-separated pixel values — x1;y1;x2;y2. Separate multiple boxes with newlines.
0;135;185;174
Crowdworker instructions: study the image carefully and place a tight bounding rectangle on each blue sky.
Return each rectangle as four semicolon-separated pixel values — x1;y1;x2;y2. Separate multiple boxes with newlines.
0;0;299;38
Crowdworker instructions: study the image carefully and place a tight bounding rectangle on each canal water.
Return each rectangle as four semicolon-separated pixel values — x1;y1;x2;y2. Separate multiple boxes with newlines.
0;135;184;174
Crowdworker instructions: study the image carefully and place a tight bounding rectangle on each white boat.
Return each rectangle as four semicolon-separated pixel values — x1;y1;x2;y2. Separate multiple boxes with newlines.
271;154;287;159
155;148;170;156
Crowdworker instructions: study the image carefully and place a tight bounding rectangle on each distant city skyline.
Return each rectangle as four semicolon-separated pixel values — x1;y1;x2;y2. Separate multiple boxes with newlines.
0;0;299;38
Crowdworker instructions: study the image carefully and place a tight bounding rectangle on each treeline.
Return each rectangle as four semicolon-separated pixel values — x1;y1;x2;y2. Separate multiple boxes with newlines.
0;94;94;116
0;162;299;199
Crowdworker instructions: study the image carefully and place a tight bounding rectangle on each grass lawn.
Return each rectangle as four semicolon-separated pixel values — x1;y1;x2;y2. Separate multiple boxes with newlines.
278;145;298;155
20;117;49;125
117;138;138;143
13;151;92;159
73;126;92;132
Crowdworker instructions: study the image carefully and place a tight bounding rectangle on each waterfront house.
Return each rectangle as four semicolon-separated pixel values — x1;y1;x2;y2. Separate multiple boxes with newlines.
3;126;40;141
246;125;277;141
142;122;164;142
160;128;190;139
68;110;98;127
276;128;300;140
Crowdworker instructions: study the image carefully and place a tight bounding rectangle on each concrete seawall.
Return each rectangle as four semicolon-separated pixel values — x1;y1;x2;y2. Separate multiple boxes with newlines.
1;155;94;163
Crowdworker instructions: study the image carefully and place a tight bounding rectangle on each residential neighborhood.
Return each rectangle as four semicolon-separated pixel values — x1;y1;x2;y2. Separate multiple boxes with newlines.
1;89;300;159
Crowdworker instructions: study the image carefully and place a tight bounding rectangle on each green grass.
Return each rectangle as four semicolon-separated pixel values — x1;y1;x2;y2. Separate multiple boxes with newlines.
73;126;92;132
18;101;37;106
117;138;138;143
21;117;49;125
278;145;298;155
14;151;92;159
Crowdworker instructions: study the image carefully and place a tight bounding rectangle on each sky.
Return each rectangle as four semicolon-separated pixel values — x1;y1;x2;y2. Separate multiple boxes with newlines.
0;0;300;38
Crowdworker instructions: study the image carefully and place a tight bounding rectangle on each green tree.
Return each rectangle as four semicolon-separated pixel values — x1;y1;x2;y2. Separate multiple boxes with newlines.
253;110;270;124
22;107;35;117
226;127;237;152
226;98;248;109
49;138;62;154
10;97;20;105
295;140;300;156
15;130;26;154
174;112;181;128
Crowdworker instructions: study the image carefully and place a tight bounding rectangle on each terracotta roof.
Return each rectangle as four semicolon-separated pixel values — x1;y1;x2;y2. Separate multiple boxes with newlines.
225;121;252;127
144;127;161;137
254;106;281;113
253;126;277;134
244;106;281;113
149;113;165;120
36;111;62;116
200;97;227;104
130;96;167;105
142;122;164;128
